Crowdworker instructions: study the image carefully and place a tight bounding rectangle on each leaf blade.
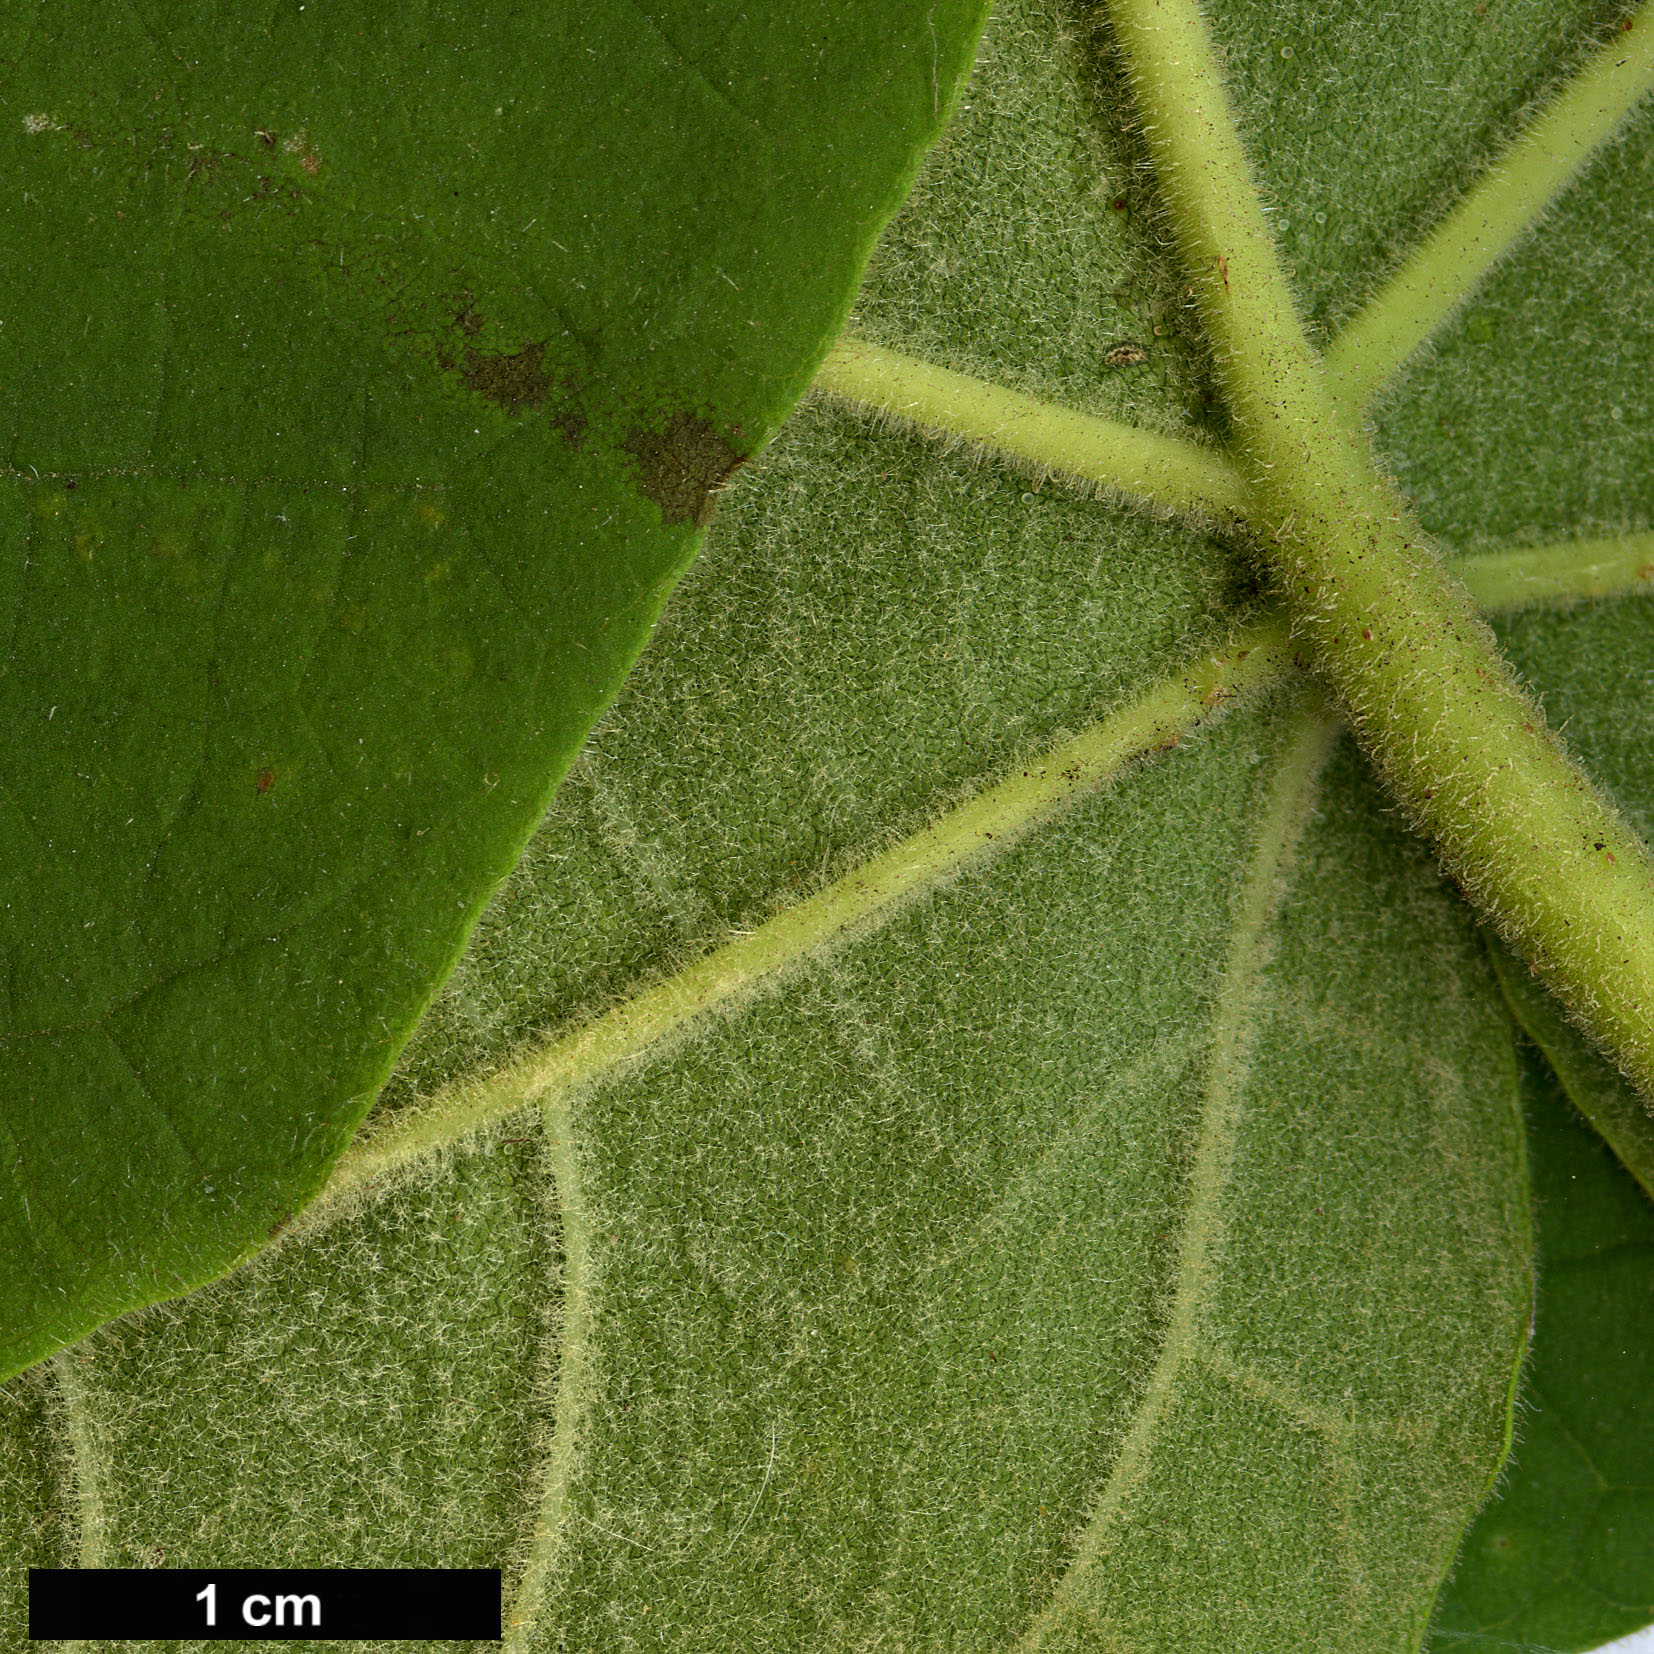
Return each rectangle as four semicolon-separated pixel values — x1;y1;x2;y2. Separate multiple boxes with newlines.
1429;1043;1654;1653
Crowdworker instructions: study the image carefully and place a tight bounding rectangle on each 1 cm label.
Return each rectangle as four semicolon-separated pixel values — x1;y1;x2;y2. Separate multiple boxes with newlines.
196;1582;321;1630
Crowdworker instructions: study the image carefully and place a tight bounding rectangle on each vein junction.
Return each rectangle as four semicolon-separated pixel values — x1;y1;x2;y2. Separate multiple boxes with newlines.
291;1;1654;1221
311;0;1654;1207
283;16;1654;1633
301;534;1650;1225
815;6;1653;528
1108;0;1654;1099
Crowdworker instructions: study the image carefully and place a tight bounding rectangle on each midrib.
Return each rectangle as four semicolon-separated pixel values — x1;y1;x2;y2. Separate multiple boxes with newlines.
17;3;1651;1633
296;0;1654;1220
249;17;1653;1632
1010;707;1339;1651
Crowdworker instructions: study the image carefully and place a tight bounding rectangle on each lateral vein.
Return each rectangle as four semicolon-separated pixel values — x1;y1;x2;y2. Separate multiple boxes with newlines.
1448;530;1654;612
49;1345;109;1654
501;1098;592;1654
1011;708;1339;1651
1326;4;1654;417
814;13;1654;516
813;335;1250;518
302;618;1293;1223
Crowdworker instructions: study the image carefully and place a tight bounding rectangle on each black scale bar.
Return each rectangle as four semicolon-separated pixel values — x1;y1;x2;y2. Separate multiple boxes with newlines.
29;1569;501;1641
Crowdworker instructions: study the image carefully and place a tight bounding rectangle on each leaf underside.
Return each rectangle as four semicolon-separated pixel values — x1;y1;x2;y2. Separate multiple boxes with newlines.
5;0;1654;1649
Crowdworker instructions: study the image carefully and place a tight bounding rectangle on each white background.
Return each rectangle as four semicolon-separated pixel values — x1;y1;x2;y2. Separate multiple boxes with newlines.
1597;1628;1654;1651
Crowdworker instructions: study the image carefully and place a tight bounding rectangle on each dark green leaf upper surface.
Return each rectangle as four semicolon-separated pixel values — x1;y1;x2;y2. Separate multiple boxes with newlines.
1429;1044;1654;1652
0;0;989;1378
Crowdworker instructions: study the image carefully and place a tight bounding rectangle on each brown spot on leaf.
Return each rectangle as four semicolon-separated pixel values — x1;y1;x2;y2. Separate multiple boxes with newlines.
462;342;550;414
458;339;585;445
1105;342;1148;367
622;413;744;527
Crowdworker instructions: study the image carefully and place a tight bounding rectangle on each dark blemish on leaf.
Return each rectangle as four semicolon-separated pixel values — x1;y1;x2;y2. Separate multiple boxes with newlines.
460;339;587;445
622;413;744;527
1105;342;1148;366
462;341;550;414
256;768;275;794
452;290;483;337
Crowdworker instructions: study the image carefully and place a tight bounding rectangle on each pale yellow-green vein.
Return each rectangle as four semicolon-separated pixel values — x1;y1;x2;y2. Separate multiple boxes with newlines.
1013;707;1339;1651
1108;0;1654;1100
814;334;1249;518
502;1097;592;1654
814;17;1654;517
308;621;1292;1216
50;1346;109;1654
1326;5;1654;417
1450;530;1654;612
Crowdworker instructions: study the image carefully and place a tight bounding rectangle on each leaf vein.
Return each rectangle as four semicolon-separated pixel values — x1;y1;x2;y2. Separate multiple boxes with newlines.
1010;707;1339;1651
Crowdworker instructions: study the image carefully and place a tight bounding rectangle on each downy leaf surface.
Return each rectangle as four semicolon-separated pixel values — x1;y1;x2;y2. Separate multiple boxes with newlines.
4;0;1654;1649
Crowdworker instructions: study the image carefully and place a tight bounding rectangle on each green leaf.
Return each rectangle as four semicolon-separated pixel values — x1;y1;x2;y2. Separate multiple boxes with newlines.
0;0;989;1377
0;699;1535;1653
1428;1042;1654;1652
1492;941;1654;1200
5;0;1654;1647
